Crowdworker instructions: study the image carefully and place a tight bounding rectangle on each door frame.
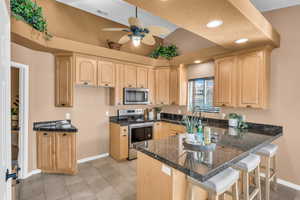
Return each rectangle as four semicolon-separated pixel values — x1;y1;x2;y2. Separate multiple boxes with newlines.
11;62;29;179
0;0;11;199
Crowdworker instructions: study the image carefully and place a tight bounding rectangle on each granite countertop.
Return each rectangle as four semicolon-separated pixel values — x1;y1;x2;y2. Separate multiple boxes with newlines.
110;116;162;126
134;124;282;182
33;120;78;132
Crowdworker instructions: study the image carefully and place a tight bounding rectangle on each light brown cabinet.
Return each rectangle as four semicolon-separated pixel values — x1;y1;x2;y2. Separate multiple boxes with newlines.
124;65;137;88
153;122;163;140
137;67;148;88
110;63;125;106
75;55;98;86
55;55;74;107
214;56;238;107
156;67;170;105
169;65;188;106
147;69;156;105
237;50;269;108
110;123;129;160
97;60;116;87
37;131;77;175
214;48;271;109
154;122;185;140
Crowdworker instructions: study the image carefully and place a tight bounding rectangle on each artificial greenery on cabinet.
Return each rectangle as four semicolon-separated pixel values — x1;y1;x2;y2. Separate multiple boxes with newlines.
149;44;179;60
11;0;52;39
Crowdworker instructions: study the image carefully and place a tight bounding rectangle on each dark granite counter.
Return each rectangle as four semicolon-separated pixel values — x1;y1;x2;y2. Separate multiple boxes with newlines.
33;120;78;132
134;124;282;182
110;116;161;126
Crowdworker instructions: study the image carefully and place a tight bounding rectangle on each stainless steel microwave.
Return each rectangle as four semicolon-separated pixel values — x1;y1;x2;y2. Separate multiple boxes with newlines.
124;88;149;105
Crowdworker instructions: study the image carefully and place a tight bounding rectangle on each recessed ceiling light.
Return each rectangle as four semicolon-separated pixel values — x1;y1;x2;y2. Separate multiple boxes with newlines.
235;38;249;44
206;20;223;28
194;60;201;64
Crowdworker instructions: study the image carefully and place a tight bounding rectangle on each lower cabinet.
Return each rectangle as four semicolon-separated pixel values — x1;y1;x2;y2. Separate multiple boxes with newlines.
37;131;77;175
154;122;186;140
110;123;129;160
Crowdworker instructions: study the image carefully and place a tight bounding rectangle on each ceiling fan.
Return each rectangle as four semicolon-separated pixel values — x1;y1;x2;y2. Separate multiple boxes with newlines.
102;7;170;47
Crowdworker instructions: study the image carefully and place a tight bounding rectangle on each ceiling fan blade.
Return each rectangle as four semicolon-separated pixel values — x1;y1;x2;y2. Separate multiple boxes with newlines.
128;17;143;28
102;28;129;32
119;35;130;44
147;26;170;36
142;34;156;46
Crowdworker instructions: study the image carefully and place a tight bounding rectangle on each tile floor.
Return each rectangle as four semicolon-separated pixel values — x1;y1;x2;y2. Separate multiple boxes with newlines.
18;156;300;200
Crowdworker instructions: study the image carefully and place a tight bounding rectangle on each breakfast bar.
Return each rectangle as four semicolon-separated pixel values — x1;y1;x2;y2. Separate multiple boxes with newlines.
134;121;282;200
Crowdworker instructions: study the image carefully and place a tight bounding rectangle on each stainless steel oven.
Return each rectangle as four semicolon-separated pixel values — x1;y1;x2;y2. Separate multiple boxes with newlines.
128;122;153;160
124;88;149;105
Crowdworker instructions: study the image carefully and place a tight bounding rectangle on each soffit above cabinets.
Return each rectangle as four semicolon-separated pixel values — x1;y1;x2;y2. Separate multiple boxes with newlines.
250;0;300;12
55;0;178;38
123;0;280;50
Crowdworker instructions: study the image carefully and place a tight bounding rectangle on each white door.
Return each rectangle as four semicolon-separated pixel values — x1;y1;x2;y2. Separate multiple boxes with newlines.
0;0;12;200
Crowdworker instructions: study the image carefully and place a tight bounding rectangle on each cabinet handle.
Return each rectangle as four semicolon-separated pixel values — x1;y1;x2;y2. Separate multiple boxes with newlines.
105;84;108;86
122;134;127;137
84;82;88;85
222;104;226;106
129;85;132;87
246;105;252;108
123;129;127;132
63;133;67;136
43;133;48;136
61;103;65;106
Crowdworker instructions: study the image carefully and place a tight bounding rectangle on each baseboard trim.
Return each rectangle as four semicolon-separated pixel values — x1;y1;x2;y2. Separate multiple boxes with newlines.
77;153;109;164
260;173;300;191
23;153;109;179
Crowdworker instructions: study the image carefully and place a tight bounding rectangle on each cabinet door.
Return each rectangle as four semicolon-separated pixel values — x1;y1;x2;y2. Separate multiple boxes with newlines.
98;60;116;87
153;122;162;139
137;67;148;88
110;63;125;106
147;69;156;105
214;56;237;107
119;126;129;160
75;55;97;86
169;68;179;105
124;65;137;88
156;68;170;105
37;132;56;171
238;51;265;108
55;133;77;174
55;56;74;107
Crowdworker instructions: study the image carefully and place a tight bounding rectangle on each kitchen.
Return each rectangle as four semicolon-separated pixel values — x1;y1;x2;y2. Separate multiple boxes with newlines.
2;0;300;200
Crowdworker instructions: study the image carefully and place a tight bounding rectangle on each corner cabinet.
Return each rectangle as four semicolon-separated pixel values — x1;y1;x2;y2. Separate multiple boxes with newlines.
55;55;74;107
155;67;170;105
214;47;271;109
37;131;77;175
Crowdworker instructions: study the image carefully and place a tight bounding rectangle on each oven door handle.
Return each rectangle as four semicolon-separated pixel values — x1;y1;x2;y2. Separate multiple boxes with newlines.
129;122;154;128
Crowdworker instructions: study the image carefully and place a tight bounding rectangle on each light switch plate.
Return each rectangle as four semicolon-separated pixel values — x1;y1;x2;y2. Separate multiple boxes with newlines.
161;164;171;176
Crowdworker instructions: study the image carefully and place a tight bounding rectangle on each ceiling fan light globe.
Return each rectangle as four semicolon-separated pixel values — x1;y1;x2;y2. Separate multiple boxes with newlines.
132;36;141;47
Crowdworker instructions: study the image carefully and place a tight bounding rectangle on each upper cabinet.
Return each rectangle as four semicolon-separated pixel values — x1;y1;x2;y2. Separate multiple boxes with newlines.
137;67;148;88
214;48;271;109
97;60;116;87
169;65;188;106
124;65;137;88
155;67;170;105
55;55;74;107
214;56;238;107
110;63;125;106
237;50;270;108
147;69;156;105
75;55;97;86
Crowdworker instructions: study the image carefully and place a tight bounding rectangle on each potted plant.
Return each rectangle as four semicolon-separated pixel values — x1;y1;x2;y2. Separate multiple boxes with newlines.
149;44;179;60
182;113;201;142
154;107;162;120
228;113;240;128
11;0;52;40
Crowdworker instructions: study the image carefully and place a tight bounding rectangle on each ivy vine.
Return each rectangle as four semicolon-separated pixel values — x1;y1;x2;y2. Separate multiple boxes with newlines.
11;0;52;39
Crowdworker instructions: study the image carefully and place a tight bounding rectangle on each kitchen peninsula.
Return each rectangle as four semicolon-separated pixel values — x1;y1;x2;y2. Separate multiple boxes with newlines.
134;117;282;200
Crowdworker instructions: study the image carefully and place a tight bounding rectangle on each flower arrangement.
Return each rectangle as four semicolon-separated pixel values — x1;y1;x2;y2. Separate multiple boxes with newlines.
182;112;202;134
